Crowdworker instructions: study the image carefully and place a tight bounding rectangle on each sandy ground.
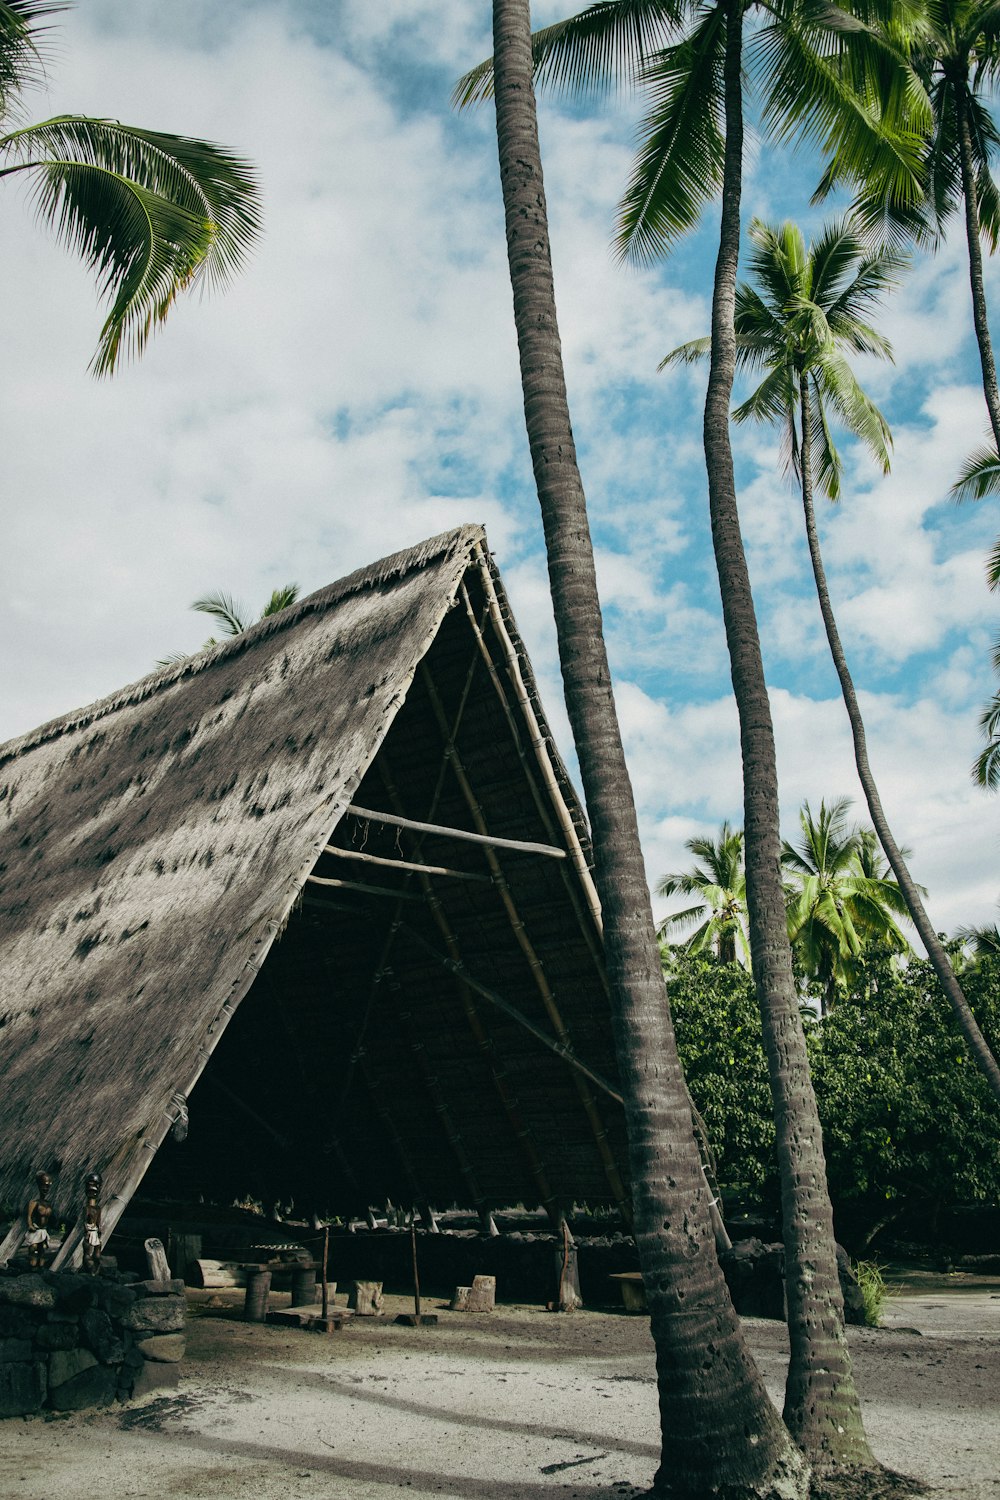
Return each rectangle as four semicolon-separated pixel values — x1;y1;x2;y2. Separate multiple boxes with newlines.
1;1275;998;1500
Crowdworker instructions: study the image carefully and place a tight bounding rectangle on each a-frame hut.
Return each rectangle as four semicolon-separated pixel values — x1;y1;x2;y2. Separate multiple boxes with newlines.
0;526;630;1265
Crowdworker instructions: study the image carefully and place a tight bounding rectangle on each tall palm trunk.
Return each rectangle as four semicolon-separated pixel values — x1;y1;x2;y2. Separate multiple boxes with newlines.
799;386;1000;1103
703;0;874;1470
955;82;1000;452
491;3;807;1495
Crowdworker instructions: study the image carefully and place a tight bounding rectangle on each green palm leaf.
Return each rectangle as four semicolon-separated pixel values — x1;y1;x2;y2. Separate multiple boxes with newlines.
950;443;1000;500
0;1;63;115
453;0;684;106
613;6;726;262
0;115;261;373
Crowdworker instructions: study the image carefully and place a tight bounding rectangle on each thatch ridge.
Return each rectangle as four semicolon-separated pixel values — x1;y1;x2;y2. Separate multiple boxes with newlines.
0;524;485;771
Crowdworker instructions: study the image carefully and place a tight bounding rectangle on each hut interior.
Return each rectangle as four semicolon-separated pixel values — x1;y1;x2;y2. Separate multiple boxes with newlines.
0;527;630;1269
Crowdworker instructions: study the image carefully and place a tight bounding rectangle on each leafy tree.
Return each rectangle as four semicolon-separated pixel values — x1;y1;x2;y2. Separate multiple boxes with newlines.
479;6;808;1496
656;820;750;964
0;1;261;374
461;5;927;1475
159;585;299;666
669;948;1000;1255
783;800;911;1013
808;952;1000;1253
667;950;776;1199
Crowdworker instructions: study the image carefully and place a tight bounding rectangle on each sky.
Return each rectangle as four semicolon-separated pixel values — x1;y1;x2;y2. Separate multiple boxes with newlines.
0;0;997;938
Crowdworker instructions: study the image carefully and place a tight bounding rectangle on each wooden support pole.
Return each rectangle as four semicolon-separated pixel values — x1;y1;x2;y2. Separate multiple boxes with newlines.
323;845;491;883
305;874;424;901
346;803;566;861
419;668;632;1222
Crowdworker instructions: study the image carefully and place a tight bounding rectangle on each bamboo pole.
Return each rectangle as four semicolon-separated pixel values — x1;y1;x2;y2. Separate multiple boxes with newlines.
470;549;603;931
305;874;424;900
419;667;631;1220
346;804;566;860
458;578;608;983
323;845;491;882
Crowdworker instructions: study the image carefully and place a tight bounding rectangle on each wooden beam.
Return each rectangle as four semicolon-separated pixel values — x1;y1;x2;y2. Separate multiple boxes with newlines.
346;803;566;860
305;875;424;901
402;924;624;1106
323;845;491;883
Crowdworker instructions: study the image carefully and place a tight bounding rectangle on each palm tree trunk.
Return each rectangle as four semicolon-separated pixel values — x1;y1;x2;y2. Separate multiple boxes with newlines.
700;3;874;1469
799;384;1000;1104
491;3;807;1494
955;82;1000;453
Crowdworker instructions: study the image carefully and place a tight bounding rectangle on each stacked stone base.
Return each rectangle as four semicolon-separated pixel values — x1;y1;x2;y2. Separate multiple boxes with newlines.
0;1266;186;1417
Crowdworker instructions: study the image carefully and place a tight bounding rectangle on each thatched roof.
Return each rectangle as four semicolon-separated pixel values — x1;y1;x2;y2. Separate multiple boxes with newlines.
0;525;629;1262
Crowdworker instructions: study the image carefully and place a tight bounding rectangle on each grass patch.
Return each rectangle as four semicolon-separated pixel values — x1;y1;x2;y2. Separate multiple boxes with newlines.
854;1259;889;1327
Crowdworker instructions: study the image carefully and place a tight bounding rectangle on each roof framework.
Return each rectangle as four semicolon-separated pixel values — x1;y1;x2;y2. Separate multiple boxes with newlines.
0;528;630;1266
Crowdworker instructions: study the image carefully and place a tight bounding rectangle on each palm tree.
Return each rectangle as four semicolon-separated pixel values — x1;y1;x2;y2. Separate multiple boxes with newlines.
159;585;299;666
485;5;809;1496
460;3;926;1472
958;910;1000;957
688;213;1000;1099
656;821;750;964
783;799;911;1013
0;2;261;374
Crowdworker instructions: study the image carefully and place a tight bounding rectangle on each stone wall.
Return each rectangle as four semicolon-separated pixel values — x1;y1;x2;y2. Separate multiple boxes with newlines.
0;1266;186;1418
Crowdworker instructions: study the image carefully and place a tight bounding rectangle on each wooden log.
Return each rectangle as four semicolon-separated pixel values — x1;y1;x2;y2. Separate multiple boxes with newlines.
190;1259;248;1289
465;1275;496;1313
346;803;566;860
267;1304;350;1330
290;1265;318;1306
348;1280;384;1316
243;1268;272;1323
144;1237;171;1282
323;845;491;883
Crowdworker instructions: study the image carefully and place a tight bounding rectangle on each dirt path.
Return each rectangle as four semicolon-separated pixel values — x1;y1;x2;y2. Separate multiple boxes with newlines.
1;1284;997;1500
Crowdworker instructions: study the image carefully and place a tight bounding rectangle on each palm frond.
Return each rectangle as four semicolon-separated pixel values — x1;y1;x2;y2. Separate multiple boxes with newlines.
950;444;1000;502
260;584;299;618
754;7;927;218
453;0;684;107
657;333;711;370
0;1;65;116
613;7;726;264
815;348;893;470
987;536;1000;591
0;116;261;373
191;591;251;638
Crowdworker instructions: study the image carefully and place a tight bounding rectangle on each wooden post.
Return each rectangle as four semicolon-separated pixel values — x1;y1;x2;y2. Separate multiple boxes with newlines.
411;1219;422;1322
243;1268;271;1323
321;1225;330;1320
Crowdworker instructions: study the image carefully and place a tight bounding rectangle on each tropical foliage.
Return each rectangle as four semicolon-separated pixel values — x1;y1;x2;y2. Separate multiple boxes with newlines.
159;585;299;666
0;1;261;373
669;948;1000;1255
783;801;911;1013
655;821;750;964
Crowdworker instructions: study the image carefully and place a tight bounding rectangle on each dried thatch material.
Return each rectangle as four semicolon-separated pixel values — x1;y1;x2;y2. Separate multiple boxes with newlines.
0;526;628;1263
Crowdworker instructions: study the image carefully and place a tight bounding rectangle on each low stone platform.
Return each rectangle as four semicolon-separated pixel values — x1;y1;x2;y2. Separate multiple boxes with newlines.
0;1265;186;1417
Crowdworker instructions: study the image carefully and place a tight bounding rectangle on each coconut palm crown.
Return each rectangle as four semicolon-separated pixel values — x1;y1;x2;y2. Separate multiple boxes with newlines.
0;1;261;374
664;215;901;491
783;799;911;1012
657;821;750;965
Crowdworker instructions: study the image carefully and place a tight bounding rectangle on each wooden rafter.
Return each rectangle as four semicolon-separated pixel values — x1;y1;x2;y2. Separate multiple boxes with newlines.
346;803;566;860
